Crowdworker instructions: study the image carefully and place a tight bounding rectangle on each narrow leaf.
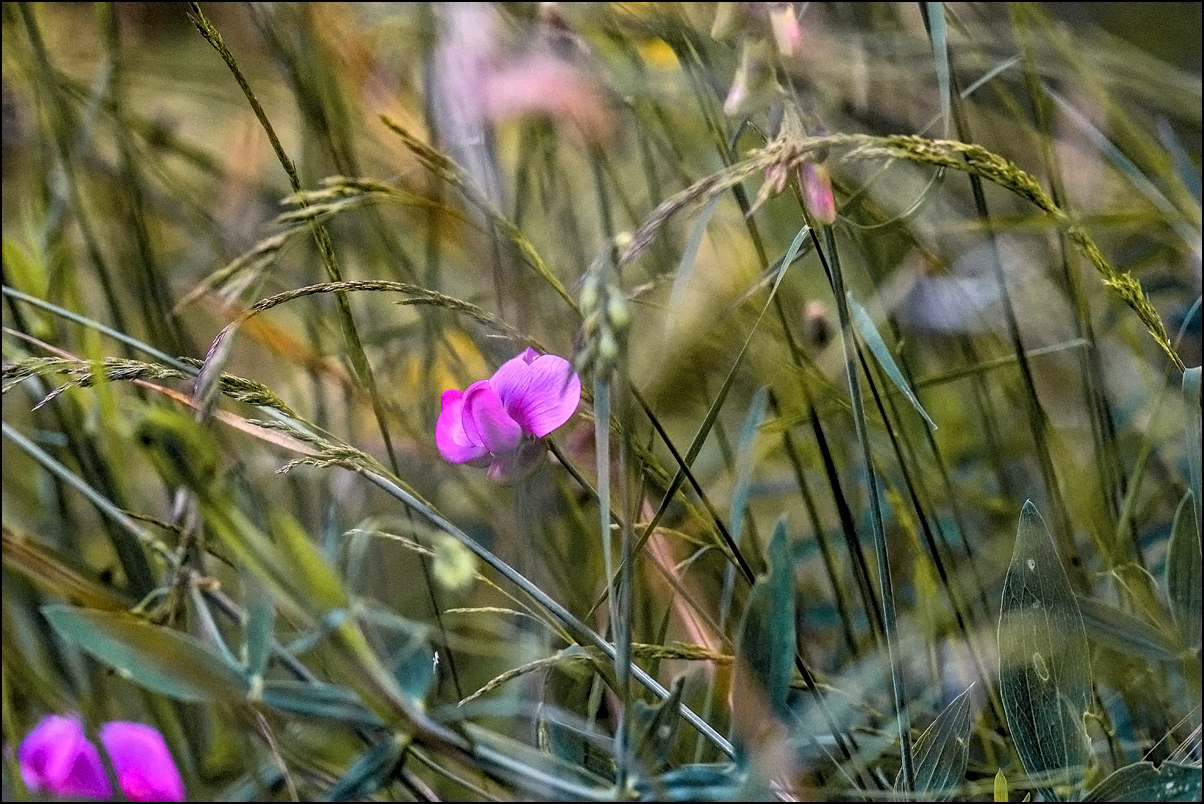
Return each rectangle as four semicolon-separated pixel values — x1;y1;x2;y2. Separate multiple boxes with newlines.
241;569;275;679
664;194;722;341
728;386;769;551
1075;594;1182;661
42;605;250;703
998;501;1091;789
848;292;937;430
732;516;795;743
1166;491;1202;651
633;763;747;803
905;683;976;799
1083;760;1202;802
926;2;951;137
259;680;384;728
324;735;407;802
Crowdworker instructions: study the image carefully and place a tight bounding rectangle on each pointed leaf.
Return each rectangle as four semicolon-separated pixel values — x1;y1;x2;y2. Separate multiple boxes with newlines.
904;683;976;799
241;569;275;679
848;292;937;430
1166;491;1202;651
630;676;686;773
998;501;1091;789
1075;594;1181;661
1083;760;1202;802
324;735;407;802
42;605;250;703
259;680;383;729
728;386;769;551
732;516;795;742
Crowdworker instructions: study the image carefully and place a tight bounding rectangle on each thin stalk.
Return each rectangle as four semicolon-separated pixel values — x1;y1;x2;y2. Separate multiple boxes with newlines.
818;225;914;794
352;466;736;759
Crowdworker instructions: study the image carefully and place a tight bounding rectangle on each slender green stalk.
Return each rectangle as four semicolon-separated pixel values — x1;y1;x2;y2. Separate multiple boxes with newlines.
818;225;915;793
351;465;736;759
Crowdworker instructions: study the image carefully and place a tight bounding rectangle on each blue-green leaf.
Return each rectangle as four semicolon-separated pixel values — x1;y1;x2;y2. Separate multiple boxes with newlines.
926;2;951;137
1166;491;1202;651
633;763;747;802
728;386;769;551
241;569;274;679
906;683;976;799
1083;760;1202;802
42;605;250;703
732;516;795;735
848;292;937;430
259;680;384;728
998;501;1091;792
324;734;407;801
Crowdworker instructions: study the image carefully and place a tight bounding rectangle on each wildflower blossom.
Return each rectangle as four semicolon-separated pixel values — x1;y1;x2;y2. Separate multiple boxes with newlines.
17;715;185;802
18;715;112;800
436;348;581;483
99;722;186;802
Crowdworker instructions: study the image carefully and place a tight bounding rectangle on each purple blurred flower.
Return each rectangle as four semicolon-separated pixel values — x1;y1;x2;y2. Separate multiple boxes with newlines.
17;715;185;802
437;347;581;483
100;722;186;802
18;715;112;800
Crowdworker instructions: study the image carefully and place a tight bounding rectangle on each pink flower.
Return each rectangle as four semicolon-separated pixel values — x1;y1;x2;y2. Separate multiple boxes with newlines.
437;348;581;483
17;715;185;802
18;715;112;800
100;722;186;802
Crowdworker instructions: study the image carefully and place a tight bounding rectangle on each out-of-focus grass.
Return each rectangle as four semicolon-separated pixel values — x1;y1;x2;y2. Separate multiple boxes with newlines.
2;3;1200;801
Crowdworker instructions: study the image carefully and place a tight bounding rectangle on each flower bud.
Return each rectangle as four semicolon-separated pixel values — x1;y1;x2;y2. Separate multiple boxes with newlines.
769;3;802;57
800;162;836;226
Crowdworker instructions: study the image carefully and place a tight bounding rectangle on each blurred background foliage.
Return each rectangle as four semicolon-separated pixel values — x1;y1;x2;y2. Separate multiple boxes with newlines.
2;2;1200;801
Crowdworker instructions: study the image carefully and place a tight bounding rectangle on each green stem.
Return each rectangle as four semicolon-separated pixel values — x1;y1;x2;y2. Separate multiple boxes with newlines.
819;225;915;793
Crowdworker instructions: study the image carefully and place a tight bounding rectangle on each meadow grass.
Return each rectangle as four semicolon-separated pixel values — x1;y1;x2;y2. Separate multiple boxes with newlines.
2;3;1200;800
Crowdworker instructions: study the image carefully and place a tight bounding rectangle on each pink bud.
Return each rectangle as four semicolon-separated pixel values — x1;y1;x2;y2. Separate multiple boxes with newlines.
800;162;836;226
769;3;802;57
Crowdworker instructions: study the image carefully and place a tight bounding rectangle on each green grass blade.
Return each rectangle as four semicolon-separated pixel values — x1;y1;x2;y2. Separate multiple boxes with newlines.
727;386;768;553
847;292;937;430
925;2;952;138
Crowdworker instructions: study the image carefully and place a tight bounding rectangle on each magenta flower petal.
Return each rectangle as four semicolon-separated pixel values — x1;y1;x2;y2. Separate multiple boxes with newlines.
436;389;490;464
461;381;523;454
99;722;185;803
18;715;113;800
490;350;581;437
